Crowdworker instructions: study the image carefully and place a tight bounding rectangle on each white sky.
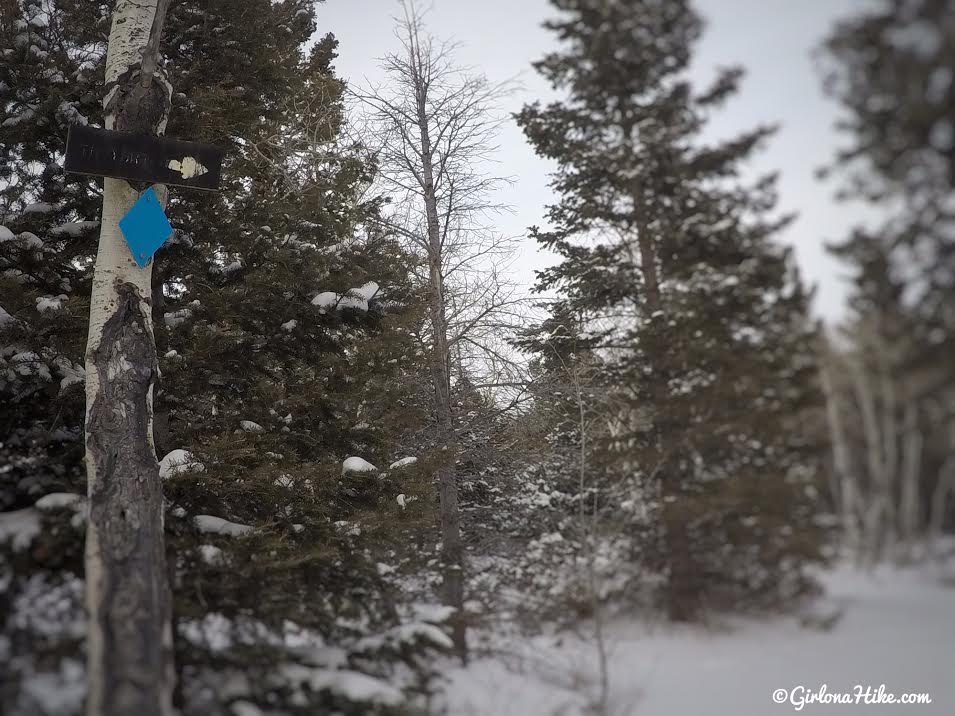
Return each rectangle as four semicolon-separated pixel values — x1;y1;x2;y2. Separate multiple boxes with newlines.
317;0;877;323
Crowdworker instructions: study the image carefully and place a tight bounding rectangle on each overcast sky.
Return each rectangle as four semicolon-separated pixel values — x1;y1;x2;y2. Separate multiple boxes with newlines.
317;0;877;323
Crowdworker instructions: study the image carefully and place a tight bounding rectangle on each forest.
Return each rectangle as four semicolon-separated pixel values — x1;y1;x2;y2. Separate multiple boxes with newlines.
0;0;953;714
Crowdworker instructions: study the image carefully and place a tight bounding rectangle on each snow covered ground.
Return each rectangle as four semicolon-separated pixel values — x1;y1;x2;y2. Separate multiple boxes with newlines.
442;562;955;715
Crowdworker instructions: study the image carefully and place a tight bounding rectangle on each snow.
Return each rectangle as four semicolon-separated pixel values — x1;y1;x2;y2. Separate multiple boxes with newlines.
355;622;454;653
179;613;235;652
36;294;66;312
22;201;55;215
230;702;263;716
311;282;380;313
50;220;98;237
159;449;205;479
389;456;418;469
442;563;955;715
1;107;36;127
56;100;88;126
342;456;378;474
274;474;294;489
213;259;242;274
311;291;339;309
34;493;84;511
353;281;380;301
11;351;51;381
0;225;15;242
199;544;225;565
19;658;85;716
164;308;192;327
333;520;361;537
53;358;84;392
929;119;954;152
280;665;403;707
0;508;41;551
16;231;43;250
240;420;264;433
337;295;369;311
410;602;457;624
281;319;298;331
194;515;254;537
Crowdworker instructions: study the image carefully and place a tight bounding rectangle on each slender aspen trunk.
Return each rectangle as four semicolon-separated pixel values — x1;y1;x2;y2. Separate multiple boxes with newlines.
929;459;955;548
847;353;892;563
415;79;465;658
571;366;609;714
819;349;862;553
899;400;923;557
85;2;175;714
929;419;955;553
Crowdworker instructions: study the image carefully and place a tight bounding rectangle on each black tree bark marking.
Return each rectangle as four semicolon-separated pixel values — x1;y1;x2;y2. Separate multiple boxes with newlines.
87;281;172;716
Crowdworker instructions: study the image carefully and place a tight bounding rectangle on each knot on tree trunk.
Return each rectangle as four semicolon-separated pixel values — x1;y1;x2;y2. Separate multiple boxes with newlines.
106;63;173;135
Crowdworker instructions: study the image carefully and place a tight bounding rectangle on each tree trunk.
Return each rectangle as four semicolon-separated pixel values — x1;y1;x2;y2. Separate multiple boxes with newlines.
819;347;862;554
898;400;923;559
85;2;175;714
635;209;699;621
416;86;466;658
847;351;893;563
929;456;955;552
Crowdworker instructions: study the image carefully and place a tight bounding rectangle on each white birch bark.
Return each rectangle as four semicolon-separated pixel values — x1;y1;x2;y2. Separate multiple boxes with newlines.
929;416;955;552
898;400;923;557
819;347;862;553
85;2;175;714
929;459;955;547
846;348;894;563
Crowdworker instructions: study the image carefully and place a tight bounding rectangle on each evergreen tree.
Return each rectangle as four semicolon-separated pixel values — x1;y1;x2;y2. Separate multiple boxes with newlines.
0;0;101;511
517;0;824;619
0;2;444;713
819;0;955;553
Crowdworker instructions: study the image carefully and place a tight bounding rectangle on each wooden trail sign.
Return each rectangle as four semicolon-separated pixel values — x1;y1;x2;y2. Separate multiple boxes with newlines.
65;124;223;191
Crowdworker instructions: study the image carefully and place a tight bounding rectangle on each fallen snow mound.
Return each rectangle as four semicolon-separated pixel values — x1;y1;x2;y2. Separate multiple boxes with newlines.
342;456;378;474
159;449;205;479
389;456;418;470
194;515;253;537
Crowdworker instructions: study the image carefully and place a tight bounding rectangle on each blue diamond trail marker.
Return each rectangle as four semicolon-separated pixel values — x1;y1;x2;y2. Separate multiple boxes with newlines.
63;125;222;266
119;187;173;268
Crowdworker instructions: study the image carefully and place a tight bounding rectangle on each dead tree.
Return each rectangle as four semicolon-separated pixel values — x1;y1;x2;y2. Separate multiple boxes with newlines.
354;1;517;659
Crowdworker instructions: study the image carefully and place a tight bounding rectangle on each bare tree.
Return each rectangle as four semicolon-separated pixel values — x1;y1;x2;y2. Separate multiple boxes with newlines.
353;1;520;658
562;352;610;716
84;1;176;714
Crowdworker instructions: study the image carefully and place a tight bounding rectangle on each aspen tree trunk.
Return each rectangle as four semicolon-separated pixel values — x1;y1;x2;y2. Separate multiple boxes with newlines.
819;348;862;554
84;2;175;714
898;400;923;557
570;364;609;714
847;353;892;564
415;85;466;660
929;457;955;551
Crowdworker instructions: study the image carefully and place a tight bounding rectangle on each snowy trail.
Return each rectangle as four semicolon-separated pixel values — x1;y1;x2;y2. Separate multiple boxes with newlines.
443;564;955;715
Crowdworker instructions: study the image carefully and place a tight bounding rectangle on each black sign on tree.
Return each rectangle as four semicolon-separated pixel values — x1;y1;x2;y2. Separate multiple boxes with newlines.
65;124;223;191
